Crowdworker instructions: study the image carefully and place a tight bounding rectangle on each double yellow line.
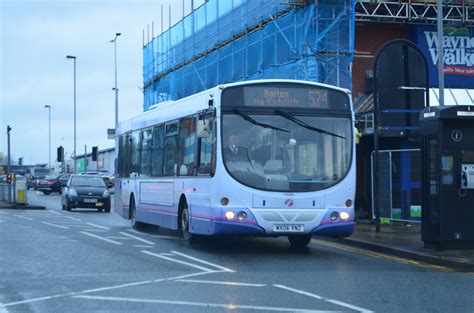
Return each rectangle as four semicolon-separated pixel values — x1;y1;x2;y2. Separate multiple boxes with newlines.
311;238;457;273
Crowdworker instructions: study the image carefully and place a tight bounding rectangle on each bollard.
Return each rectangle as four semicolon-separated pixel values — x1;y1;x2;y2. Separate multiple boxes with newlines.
15;176;27;205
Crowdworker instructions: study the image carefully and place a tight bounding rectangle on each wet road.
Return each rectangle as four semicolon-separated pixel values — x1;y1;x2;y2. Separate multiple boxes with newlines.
0;191;473;312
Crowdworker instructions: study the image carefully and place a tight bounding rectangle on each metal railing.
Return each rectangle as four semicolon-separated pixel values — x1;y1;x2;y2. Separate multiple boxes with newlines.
0;183;14;203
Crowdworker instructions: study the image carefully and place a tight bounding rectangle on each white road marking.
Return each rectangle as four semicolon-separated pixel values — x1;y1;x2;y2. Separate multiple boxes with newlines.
274;285;373;313
159;253;175;256
86;222;110;230
3;295;62;307
64;216;82;221
47;210;62;215
3;271;213;308
80;232;122;245
107;236;132;240
13;214;34;221
142;250;215;272
171;250;235;273
72;295;336;312
176;279;266;287
80;281;153;294
41;222;69;230
0;211;8;214
119;232;155;245
127;229;147;235
0;302;9;313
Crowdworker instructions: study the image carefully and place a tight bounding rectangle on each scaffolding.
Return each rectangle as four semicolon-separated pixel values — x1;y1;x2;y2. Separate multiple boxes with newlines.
143;0;354;111
355;0;473;25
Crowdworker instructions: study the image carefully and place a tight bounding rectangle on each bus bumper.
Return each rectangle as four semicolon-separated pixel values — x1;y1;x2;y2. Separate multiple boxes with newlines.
208;220;266;236
310;222;354;238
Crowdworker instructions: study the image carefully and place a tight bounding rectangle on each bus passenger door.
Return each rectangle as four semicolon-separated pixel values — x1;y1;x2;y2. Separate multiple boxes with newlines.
121;133;132;218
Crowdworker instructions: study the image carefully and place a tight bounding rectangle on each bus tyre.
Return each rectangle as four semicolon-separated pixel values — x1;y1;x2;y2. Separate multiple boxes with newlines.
180;205;195;244
288;235;312;247
130;197;143;229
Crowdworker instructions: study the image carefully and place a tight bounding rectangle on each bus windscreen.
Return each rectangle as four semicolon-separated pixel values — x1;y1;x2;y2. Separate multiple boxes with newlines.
222;83;349;110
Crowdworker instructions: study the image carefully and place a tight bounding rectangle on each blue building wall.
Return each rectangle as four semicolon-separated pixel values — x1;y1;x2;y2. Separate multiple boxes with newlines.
143;0;355;111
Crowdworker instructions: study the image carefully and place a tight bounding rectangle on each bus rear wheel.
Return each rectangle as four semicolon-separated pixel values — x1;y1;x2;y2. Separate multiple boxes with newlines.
288;235;312;247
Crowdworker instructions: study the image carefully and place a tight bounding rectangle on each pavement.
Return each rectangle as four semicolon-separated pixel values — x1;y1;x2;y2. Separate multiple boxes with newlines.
0;201;45;210
324;221;474;272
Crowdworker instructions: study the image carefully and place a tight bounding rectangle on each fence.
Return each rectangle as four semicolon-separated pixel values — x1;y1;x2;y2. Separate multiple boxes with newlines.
143;0;354;110
371;149;422;223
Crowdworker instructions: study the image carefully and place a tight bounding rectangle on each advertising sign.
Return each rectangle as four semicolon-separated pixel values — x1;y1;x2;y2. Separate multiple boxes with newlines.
412;25;474;88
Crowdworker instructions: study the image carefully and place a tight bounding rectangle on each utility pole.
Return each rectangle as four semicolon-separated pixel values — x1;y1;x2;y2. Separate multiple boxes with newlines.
6;125;11;174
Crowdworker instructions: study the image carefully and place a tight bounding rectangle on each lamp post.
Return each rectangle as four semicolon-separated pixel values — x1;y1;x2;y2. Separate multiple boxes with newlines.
44;105;51;169
66;55;77;174
110;32;121;130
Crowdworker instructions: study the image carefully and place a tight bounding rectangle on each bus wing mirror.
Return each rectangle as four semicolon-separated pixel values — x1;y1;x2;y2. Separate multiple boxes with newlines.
197;120;210;138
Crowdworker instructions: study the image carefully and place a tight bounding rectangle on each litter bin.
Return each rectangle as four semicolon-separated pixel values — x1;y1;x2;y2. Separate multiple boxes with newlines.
15;176;27;205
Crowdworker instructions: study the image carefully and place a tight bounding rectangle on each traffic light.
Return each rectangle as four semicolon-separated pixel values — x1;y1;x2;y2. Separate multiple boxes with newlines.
57;146;64;162
6;173;13;184
92;146;98;161
18;157;23;165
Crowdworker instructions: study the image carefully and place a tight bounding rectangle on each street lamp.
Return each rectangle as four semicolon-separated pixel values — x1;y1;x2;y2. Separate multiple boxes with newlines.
66;55;77;174
44;105;51;169
110;32;121;130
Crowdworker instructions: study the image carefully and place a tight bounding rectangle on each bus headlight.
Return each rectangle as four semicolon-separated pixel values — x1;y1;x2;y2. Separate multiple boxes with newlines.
330;211;339;221
340;211;350;221
345;199;353;207
237;211;247;221
225;210;235;220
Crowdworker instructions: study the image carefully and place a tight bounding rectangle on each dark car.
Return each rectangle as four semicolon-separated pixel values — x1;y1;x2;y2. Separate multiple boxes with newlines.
58;174;71;189
61;175;111;212
37;175;62;194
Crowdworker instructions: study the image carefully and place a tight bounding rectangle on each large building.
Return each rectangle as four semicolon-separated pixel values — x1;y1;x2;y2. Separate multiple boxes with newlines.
141;0;473;222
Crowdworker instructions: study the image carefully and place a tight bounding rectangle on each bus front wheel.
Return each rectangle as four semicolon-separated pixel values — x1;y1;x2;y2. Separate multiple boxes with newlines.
130;197;144;230
180;205;195;244
288;235;312;247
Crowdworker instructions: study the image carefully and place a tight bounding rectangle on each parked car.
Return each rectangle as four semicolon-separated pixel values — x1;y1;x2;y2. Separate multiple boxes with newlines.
37;175;62;194
61;175;111;212
58;174;71;189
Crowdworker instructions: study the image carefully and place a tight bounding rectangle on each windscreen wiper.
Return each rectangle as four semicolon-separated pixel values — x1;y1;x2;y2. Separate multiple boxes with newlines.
275;109;345;139
233;109;289;133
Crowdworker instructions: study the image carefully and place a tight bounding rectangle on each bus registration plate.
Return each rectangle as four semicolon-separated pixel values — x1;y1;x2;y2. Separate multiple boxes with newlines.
273;224;304;233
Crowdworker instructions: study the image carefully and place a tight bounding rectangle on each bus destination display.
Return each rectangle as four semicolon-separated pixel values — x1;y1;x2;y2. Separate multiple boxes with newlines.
244;86;330;109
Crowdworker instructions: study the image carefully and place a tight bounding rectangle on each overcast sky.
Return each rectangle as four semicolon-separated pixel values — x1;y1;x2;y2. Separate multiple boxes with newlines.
1;0;204;166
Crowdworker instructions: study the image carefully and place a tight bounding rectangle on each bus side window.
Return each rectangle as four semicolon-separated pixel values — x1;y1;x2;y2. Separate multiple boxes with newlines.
164;121;179;176
178;117;196;176
140;128;153;177
151;125;164;177
130;131;141;175
197;117;215;175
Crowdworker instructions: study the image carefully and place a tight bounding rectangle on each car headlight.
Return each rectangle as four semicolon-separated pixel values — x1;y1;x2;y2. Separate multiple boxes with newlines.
69;189;78;196
102;190;110;198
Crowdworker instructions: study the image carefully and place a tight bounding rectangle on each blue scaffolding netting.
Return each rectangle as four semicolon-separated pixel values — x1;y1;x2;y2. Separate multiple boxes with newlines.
143;0;355;111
